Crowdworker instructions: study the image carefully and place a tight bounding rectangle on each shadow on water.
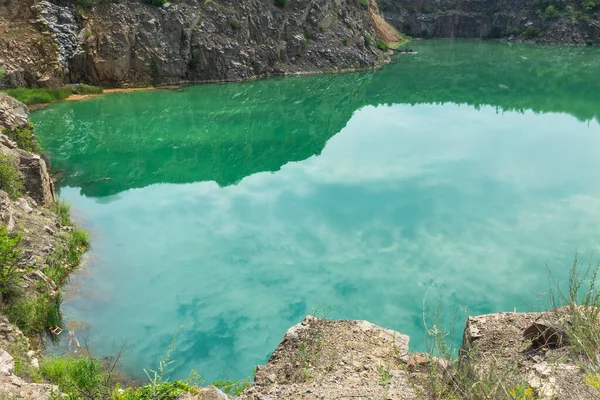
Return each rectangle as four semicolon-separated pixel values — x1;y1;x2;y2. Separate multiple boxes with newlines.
32;40;600;198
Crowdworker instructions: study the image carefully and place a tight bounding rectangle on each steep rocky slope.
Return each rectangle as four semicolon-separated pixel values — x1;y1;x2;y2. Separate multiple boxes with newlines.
0;94;87;399
0;0;398;88
379;0;600;43
0;95;54;206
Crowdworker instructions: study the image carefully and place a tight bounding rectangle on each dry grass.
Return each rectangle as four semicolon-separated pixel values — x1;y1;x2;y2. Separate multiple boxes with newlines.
409;257;600;400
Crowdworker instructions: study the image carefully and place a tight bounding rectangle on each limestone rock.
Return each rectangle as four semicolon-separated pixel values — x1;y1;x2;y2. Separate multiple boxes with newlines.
1;0;395;87
379;0;600;44
177;386;230;399
460;309;592;400
16;147;56;207
0;94;55;206
0;371;59;399
0;349;14;374
0;93;29;131
0;190;65;273
238;316;421;400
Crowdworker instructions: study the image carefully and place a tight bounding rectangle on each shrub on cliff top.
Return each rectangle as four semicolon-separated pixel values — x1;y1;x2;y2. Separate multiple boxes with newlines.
0;152;23;199
3;123;41;154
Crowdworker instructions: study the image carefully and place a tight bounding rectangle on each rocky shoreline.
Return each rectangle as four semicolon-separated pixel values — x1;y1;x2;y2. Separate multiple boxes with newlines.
1;93;88;398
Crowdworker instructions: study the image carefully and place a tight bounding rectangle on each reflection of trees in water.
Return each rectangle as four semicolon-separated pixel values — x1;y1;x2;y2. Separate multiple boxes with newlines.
33;41;600;198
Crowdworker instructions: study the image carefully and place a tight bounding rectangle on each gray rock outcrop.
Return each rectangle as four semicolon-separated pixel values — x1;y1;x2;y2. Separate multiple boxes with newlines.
238;316;422;400
379;0;600;43
1;0;396;88
0;93;55;206
461;308;596;399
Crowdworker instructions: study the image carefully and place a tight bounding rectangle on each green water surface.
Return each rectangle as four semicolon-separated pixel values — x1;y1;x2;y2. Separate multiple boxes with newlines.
32;41;600;383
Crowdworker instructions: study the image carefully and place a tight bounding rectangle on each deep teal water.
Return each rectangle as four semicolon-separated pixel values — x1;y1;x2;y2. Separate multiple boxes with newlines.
32;41;600;383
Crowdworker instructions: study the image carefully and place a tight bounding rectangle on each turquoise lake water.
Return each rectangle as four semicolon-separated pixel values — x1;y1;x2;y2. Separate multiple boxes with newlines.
32;40;600;383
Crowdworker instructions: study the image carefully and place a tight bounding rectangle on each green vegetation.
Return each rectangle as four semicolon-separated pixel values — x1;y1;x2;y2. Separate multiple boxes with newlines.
4;294;63;341
142;0;167;6
376;38;389;51
545;5;562;18
274;0;289;8
0;226;22;302
581;0;598;12
408;257;600;399
520;26;542;39
0;195;88;343
0;152;23;199
364;33;372;47
116;380;197;399
212;376;252;395
230;20;242;30
41;356;112;399
36;330;251;399
549;259;600;379
358;0;369;10
2;84;103;106
72;84;103;96
377;364;392;387
51;198;74;227
0;65;6;84
3;122;41;154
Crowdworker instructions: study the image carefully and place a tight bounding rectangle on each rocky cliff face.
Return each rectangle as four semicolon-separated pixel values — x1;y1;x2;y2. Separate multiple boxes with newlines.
0;94;55;206
0;0;396;88
379;0;600;43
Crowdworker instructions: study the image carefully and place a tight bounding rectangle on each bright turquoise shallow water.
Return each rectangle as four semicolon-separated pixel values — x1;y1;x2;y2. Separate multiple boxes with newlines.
32;41;600;382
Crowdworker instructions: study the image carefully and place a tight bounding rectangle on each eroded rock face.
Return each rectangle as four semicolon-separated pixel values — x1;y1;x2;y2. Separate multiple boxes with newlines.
1;0;394;87
0;94;55;206
379;0;600;43
0;93;29;131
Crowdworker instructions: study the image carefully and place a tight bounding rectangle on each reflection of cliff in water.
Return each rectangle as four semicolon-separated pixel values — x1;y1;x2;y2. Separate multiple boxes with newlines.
33;41;600;198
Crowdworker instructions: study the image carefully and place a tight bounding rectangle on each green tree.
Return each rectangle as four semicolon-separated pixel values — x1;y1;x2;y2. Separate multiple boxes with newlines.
545;5;561;19
0;226;22;302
